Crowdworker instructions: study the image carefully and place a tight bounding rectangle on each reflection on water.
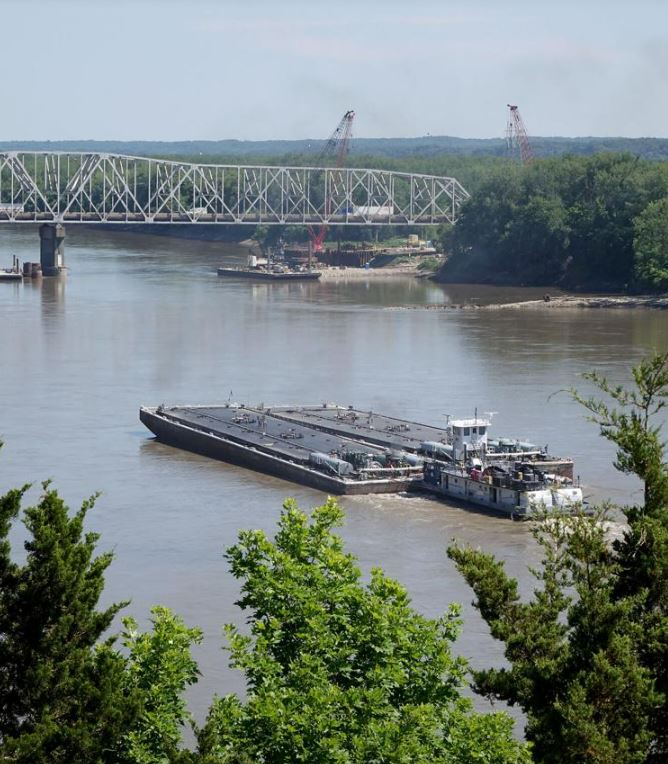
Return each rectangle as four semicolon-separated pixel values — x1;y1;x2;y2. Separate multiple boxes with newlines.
1;225;666;724
39;275;66;326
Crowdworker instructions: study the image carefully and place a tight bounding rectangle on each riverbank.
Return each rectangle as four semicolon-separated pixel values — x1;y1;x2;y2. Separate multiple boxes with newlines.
319;264;424;281
385;292;668;312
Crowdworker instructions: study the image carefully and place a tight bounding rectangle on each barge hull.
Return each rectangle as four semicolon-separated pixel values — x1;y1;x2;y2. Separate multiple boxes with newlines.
140;408;413;496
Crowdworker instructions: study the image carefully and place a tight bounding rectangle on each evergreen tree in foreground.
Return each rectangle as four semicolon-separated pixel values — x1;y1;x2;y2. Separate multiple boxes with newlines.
0;479;134;762
0;463;201;763
193;498;530;764
449;352;668;763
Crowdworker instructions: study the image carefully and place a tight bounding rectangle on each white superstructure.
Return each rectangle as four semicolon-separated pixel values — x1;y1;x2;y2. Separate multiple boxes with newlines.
422;414;583;518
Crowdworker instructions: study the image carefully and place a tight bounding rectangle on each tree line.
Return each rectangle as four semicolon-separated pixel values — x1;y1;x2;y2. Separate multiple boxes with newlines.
1;356;667;762
433;153;668;292
3;136;668;161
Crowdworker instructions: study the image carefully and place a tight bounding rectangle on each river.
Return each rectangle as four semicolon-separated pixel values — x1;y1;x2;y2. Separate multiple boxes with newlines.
1;226;666;725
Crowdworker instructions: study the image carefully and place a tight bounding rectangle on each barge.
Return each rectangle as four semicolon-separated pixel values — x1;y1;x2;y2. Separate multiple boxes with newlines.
140;405;421;495
140;402;584;517
0;271;22;282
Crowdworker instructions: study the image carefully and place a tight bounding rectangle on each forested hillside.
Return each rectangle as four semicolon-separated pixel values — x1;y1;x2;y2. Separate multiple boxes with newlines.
435;153;668;292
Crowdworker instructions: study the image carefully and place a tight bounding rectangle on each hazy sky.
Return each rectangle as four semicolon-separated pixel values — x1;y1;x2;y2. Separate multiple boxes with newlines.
2;0;667;141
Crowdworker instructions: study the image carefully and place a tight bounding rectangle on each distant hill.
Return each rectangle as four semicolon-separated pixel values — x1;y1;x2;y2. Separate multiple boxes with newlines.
1;136;668;161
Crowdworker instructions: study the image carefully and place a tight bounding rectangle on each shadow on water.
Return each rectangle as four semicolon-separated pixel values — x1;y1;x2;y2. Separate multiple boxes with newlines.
38;275;66;324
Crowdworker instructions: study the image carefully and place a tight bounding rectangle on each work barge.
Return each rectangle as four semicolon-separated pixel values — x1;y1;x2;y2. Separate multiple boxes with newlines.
140;403;583;518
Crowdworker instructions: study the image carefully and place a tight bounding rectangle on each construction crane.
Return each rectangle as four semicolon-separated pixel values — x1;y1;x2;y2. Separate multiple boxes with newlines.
505;104;533;163
308;110;355;253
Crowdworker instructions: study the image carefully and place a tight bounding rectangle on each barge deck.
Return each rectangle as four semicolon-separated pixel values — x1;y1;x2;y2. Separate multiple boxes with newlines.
140;405;421;495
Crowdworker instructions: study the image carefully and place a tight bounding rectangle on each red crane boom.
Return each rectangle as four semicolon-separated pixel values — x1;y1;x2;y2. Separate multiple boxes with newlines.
308;110;355;252
505;104;533;163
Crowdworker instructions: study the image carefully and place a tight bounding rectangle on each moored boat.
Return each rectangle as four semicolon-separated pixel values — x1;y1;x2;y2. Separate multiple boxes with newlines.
0;255;22;282
217;267;321;281
217;253;321;281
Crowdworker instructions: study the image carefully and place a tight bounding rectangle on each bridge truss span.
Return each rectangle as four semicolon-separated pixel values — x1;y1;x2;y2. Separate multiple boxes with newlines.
0;152;469;226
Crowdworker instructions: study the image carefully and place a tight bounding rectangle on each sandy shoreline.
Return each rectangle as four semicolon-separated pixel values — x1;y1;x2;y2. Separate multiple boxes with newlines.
386;293;668;312
465;295;668;311
318;265;424;281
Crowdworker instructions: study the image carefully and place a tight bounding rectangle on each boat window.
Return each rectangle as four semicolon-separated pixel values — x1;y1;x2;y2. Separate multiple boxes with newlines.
479;426;486;435
471;427;477;434
464;427;470;436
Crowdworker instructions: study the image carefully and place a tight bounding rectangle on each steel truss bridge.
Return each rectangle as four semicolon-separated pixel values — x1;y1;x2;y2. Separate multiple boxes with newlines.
0;152;469;227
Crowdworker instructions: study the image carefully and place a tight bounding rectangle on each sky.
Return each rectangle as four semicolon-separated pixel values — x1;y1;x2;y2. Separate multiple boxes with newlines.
2;0;667;141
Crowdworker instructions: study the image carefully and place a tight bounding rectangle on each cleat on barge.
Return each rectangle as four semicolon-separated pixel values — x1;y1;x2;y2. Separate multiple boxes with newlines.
140;402;584;517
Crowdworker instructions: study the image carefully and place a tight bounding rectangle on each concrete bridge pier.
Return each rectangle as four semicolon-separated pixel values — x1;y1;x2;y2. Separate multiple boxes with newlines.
39;224;66;276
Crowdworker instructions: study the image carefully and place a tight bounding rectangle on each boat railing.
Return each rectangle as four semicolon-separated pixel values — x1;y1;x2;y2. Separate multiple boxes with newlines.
357;464;423;478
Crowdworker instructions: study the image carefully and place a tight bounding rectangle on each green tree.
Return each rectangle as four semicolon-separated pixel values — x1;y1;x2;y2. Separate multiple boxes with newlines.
502;194;570;283
118;607;203;764
194;498;530;763
633;196;668;291
0;480;136;762
0;465;203;764
448;353;668;763
573;353;668;761
437;153;668;291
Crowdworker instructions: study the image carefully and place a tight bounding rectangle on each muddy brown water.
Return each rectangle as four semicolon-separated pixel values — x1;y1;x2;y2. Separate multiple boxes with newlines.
1;226;666;728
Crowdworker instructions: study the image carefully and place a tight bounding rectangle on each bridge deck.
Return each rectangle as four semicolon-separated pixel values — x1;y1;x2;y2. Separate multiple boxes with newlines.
0;152;469;226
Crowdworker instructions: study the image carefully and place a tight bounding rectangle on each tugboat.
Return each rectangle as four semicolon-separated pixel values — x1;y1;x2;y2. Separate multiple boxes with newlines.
417;415;583;517
269;406;583;517
140;402;584;517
